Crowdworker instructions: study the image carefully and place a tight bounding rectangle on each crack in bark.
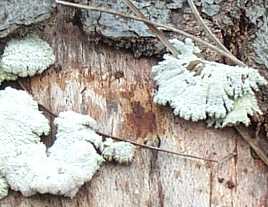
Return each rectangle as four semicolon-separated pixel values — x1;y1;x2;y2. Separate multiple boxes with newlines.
147;135;164;207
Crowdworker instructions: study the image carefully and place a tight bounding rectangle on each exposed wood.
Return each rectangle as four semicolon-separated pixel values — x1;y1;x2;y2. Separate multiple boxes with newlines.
0;18;267;206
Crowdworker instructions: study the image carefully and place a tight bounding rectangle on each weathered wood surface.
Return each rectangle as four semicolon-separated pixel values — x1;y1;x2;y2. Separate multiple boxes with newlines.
0;16;267;207
1;0;268;206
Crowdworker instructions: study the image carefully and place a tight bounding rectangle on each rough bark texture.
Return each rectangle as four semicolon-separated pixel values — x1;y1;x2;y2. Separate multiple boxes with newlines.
0;0;54;38
0;1;268;207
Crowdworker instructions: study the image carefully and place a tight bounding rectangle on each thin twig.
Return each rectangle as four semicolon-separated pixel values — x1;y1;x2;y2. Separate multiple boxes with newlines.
186;0;246;67
20;82;262;165
235;126;268;166
186;0;230;54
95;131;217;163
55;0;246;66
17;81;217;163
121;0;179;57
17;80;28;91
217;152;237;166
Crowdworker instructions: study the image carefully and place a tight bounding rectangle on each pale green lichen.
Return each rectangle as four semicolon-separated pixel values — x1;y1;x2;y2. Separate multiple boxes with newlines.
153;38;266;127
200;0;221;17
0;35;55;85
222;94;261;127
246;5;266;25
207;94;261;128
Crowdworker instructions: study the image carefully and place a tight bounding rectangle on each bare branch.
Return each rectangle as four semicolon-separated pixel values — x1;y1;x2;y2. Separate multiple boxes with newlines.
55;0;246;66
186;0;230;54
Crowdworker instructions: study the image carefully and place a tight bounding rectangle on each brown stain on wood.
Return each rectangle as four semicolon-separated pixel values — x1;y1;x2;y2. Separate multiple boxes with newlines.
126;101;157;138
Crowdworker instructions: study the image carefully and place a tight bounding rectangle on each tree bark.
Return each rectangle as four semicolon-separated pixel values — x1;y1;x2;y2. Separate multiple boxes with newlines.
0;1;268;207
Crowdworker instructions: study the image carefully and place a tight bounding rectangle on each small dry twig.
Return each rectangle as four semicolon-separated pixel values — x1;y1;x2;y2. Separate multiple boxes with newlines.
96;131;217;162
186;0;246;67
235;126;268;166
121;0;179;57
186;0;228;54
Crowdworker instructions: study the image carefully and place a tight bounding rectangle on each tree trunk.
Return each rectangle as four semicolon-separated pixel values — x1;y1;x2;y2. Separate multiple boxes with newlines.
0;1;267;207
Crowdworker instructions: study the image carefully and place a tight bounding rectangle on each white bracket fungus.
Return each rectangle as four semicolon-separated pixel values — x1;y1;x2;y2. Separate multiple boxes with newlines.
152;38;267;127
0;35;55;84
0;88;135;199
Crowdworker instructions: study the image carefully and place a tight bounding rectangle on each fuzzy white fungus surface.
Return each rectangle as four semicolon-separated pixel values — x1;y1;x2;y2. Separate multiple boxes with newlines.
102;141;136;164
0;36;55;84
0;89;135;199
152;38;266;127
0;87;50;196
